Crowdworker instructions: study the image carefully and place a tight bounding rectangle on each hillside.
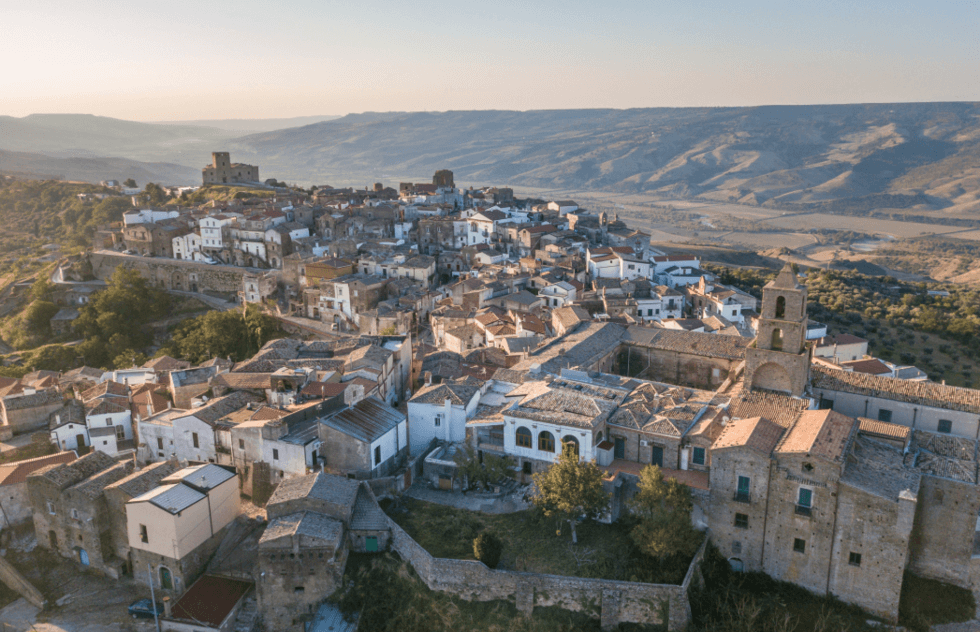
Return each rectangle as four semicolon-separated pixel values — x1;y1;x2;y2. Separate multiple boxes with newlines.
228;104;980;212
149;115;342;133
0;149;200;186
0;114;238;167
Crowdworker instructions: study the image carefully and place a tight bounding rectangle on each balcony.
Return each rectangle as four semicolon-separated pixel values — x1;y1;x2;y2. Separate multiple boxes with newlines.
733;492;750;504
795;504;812;517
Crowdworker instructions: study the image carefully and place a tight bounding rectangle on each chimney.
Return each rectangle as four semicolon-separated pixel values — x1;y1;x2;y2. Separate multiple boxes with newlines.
162;596;172;618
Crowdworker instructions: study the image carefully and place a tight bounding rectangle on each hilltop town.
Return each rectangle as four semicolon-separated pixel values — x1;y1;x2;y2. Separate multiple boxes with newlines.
0;156;977;632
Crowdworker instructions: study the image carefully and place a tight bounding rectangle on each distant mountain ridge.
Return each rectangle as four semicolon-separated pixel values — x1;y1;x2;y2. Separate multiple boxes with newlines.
0;149;200;186
228;104;980;212
3;106;980;211
149;115;342;133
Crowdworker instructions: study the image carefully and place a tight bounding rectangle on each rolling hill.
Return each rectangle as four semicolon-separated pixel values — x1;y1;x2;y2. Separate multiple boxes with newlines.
228;104;980;212
3;105;980;212
0;149;200;186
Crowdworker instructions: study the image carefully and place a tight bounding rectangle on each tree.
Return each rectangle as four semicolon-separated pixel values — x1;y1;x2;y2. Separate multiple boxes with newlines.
453;445;513;492
531;444;609;544
628;465;701;559
123;178;137;188
162;305;282;364
473;532;503;569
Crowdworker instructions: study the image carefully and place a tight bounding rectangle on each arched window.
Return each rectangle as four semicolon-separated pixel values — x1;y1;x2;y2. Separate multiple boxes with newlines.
516;426;532;448
538;431;555;453
771;328;783;350
160;566;173;590
562;435;580;457
775;296;786;318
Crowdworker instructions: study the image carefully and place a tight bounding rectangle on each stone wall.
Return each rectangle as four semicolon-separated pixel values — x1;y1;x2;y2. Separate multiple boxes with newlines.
908;475;980;587
89;251;250;297
386;514;704;631
622;345;737;390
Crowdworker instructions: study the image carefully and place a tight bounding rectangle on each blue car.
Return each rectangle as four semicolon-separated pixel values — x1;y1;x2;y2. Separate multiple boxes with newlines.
128;598;164;619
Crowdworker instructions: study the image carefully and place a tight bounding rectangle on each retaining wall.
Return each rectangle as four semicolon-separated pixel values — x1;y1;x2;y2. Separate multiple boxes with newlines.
386;514;706;631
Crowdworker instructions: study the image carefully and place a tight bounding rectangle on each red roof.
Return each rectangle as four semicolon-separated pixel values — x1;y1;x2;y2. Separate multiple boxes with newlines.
0;451;77;486
301;382;349;399
171;575;252;627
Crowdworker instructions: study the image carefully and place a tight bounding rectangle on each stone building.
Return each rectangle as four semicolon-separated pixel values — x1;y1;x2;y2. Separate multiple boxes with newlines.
2;389;64;435
317;396;408;478
27;451;134;577
743;265;811;397
257;472;390;631
0;451;77;528
202;152;259;185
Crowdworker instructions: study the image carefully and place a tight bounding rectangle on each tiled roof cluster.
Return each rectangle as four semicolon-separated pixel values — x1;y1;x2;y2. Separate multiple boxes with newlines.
812;365;980;414
711;416;786;455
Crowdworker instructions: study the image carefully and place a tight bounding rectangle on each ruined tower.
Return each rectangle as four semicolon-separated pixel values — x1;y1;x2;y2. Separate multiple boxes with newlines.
744;264;811;396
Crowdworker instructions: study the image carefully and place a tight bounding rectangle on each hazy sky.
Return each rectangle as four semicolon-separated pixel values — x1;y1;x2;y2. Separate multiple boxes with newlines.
3;0;978;121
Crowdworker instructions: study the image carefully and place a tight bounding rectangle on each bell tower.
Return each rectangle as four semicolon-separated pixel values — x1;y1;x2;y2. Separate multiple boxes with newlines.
744;264;811;396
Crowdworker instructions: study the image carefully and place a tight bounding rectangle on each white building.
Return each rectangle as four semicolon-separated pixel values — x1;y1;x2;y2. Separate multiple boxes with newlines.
172;231;202;261
407;380;482;455
539;281;577;309
123;209;181;226
200;214;239;250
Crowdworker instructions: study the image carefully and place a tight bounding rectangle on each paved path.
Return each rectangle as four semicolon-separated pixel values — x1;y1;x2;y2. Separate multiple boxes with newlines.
406;482;531;514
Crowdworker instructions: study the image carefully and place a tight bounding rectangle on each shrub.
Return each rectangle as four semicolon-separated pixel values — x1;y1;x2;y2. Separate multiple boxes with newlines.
473;532;503;569
899;571;976;630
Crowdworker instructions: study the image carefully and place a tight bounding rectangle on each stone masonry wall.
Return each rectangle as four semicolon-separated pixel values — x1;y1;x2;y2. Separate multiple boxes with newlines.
89;252;250;296
386;515;704;631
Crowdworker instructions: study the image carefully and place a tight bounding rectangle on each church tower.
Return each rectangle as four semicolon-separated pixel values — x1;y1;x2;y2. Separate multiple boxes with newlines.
744;264;811;396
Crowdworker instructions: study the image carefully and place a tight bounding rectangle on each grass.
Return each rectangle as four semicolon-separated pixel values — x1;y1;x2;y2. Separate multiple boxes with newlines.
383;497;695;584
689;544;882;632
333;552;663;632
899;571;976;631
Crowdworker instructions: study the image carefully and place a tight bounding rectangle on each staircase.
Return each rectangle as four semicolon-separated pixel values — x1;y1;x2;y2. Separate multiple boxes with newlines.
232;596;258;632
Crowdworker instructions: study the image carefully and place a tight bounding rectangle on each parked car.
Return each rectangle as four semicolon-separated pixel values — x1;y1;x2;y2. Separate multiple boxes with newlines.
128;598;164;620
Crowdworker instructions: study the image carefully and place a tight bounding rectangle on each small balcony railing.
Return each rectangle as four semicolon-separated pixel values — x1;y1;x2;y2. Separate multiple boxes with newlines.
795;504;813;517
733;492;750;504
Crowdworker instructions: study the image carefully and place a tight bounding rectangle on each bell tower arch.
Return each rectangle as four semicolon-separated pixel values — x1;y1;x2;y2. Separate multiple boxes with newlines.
744;264;811;396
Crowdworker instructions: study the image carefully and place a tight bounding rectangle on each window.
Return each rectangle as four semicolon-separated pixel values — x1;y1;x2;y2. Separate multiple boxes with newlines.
692;447;706;466
538;431;555;453
735;476;750;503
731;541;742;555
775;295;786;318
139;524;148;543
273;449;279;460
239;439;245;449
157;437;163;450
797;487;813;516
771;328;783;350
793;538;806;553
106;419;113;426
647;309;653;316
562;436;579;457
294;586;305;593
47;501;55;515
938;419;953;434
374;445;382;466
192;432;199;449
848;552;862;566
434;414;442;427
734;513;749;529
818;397;834;410
877;409;892;423
516;427;532;448
522;461;532;474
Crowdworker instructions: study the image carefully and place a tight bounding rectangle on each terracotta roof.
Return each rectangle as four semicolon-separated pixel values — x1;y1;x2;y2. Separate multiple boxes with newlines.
841;358;892;375
812;365;980;414
79;380;128;403
410;382;479;406
857;417;911;442
624;326;750;360
171;575;253;628
142;355;192;372
776;410;856;462
814;334;867;348
211;372;274;390
301;382;348;398
0;451;77;486
727;386;810;428
712;417;785;455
